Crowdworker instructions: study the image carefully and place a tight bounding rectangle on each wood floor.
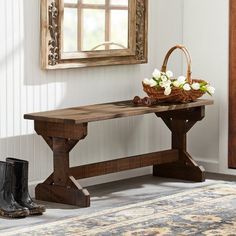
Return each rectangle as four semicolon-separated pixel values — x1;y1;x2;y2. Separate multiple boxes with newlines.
0;173;235;235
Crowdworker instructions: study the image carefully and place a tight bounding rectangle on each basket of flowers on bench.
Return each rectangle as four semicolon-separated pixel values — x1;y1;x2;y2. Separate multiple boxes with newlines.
142;45;215;103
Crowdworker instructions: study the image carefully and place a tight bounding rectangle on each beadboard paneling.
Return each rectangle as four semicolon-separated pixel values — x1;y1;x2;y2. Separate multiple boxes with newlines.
183;0;228;174
0;0;184;187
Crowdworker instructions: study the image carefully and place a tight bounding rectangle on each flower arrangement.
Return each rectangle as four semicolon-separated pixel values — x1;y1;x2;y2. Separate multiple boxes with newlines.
141;45;215;103
143;69;215;97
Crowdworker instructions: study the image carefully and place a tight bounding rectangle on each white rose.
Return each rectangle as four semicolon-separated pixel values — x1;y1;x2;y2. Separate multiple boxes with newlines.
149;79;158;87
152;69;161;79
159;81;165;88
160;80;171;88
173;81;180;87
161;75;167;82
177;76;186;85
206;86;215;94
143;78;151;85
165;80;172;87
164;86;172;96
166;70;174;78
191;83;200;90
183;83;191;91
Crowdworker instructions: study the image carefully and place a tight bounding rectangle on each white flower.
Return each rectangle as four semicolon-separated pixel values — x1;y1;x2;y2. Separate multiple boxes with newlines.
160;80;171;88
152;69;161;79
177;76;186;85
183;83;191;91
159;81;165;88
173;81;180;87
143;78;151;85
161;75;168;82
149;78;158;87
206;86;215;94
191;83;200;90
164;86;172;96
166;70;174;78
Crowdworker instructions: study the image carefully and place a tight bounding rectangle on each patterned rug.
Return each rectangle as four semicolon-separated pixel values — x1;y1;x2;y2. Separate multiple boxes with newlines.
5;183;236;236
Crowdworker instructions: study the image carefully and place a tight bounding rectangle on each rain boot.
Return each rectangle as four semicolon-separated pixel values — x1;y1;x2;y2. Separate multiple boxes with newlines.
0;161;29;218
6;158;46;215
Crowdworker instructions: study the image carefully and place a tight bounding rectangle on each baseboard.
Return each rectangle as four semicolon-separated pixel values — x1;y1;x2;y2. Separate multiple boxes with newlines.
195;158;219;173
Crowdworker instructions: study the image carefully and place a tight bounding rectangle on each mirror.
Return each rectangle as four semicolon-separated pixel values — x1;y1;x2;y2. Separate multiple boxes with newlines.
63;0;129;52
41;0;148;69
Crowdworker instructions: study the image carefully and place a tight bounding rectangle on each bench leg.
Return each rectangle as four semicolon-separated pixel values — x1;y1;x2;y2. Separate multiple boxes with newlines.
35;137;90;207
153;106;206;182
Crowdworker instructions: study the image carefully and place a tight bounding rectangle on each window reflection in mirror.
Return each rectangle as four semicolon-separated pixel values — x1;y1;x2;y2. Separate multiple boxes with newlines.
63;0;129;53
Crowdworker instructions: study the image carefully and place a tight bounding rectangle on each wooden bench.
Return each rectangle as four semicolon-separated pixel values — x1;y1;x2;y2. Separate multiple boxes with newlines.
24;99;213;207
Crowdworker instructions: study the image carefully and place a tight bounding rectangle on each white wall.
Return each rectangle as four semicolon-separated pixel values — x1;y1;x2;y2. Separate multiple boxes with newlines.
1;0;232;193
182;0;229;174
0;0;184;192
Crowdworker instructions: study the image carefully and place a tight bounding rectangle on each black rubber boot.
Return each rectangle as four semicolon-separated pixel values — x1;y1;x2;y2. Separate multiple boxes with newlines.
6;158;46;215
0;161;29;218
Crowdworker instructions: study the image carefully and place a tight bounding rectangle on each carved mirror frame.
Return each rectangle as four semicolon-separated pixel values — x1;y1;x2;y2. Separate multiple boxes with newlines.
41;0;148;69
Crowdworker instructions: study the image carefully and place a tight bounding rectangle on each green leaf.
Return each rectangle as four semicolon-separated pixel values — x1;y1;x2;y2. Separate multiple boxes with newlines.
206;91;212;96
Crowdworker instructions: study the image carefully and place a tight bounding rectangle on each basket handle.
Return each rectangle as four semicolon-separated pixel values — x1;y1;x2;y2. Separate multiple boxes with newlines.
161;45;192;83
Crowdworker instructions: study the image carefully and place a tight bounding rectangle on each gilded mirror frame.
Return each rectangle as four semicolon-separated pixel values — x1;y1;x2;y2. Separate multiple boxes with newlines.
41;0;148;69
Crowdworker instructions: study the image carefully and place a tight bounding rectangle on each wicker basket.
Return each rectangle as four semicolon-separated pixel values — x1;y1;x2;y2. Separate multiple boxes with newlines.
143;45;206;103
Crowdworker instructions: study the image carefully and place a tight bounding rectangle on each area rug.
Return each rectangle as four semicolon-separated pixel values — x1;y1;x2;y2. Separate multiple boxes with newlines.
5;183;236;236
